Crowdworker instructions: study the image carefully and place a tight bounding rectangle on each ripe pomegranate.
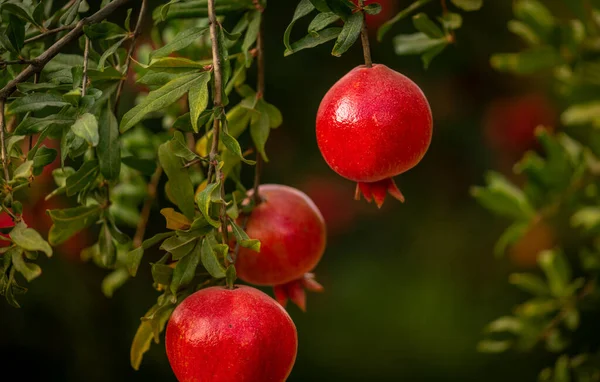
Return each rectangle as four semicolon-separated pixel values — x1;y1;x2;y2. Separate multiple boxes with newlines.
235;184;326;311
316;64;433;207
484;94;556;157
166;286;298;382
353;0;400;30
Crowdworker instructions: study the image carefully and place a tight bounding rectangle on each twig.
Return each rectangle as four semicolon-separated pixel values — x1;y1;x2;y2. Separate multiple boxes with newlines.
0;59;36;67
133;166;163;248
114;0;148;115
358;0;373;68
24;25;76;45
81;37;90;96
0;99;8;182
208;0;229;245
0;0;132;101
253;16;266;205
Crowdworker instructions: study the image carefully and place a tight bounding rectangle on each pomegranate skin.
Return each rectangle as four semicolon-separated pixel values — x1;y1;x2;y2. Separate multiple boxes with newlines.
166;286;298;382
316;64;433;184
236;184;326;286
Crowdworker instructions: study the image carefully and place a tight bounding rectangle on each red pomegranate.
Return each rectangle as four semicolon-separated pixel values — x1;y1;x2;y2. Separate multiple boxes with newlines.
166;286;298;382
235;184;326;311
316;64;433;207
0;212;13;247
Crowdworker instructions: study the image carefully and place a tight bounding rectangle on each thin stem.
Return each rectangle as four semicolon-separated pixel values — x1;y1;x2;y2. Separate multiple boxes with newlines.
133;166;163;248
0;99;7;182
358;0;373;68
253;17;266;205
0;59;36;67
114;0;148;115
24;25;75;45
441;0;448;14
82;37;90;97
208;0;228;245
0;0;133;100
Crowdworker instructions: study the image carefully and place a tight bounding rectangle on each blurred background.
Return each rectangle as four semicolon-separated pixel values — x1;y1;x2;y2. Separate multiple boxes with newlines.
0;0;571;381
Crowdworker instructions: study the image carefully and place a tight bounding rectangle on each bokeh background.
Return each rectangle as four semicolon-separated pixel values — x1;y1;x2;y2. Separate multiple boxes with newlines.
0;1;571;381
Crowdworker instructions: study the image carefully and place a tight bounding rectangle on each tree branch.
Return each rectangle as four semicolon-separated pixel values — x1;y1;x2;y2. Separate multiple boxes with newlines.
208;0;228;245
0;0;132;100
253;16;265;205
133;166;163;248
0;99;8;182
114;0;148;115
81;37;90;97
24;25;75;45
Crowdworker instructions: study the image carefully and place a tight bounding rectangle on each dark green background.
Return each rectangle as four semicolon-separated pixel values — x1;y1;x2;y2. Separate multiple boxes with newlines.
0;1;569;381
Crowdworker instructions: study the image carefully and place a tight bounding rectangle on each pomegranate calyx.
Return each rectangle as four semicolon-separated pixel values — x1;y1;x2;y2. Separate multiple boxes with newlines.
273;273;324;312
355;178;405;208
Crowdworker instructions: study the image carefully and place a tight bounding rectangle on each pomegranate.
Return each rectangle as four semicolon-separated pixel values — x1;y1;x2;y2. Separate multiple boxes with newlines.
509;220;556;269
235;184;326;311
166;286;298;382
316;64;433;207
0;212;13;247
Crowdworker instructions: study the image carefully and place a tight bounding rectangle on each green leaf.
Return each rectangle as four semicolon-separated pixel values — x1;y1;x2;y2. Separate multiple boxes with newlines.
10;224;52;257
98;222;116;268
571;207;600;231
130;304;173;370
97;35;128;70
195;182;221;228
122;157;157;176
538;250;572;297
513;0;554;40
364;3;382;15
169;131;197;162
7;15;25;53
83;22;127;40
13;160;33;179
66;159;99;196
32;146;58;174
200;238;226;278
490;47;561;74
11;247;41;282
509;273;551;296
188;72;211;133
127;232;175;277
14;115;75;136
471;172;535;220
484;316;523;334
160;234;197;260
309;12;340;34
242;11;261;67
158;142;196;220
121;72;209;133
102;268;130;298
150;27;208;60
450;0;483;11
222;131;255;165
71;113;99;147
309;0;332;12
230;220;260;251
98;107;121;180
48;205;101;246
331;12;363;57
494;221;529;257
284;0;316;52
151;263;173;285
477;340;513;353
393;33;448;56
413;13;445;38
8;93;69;114
147;57;206;70
378;0;432;41
2;3;41;27
285;27;342;56
554;355;571;382
250;106;271;162
561;101;600;126
170;244;201;294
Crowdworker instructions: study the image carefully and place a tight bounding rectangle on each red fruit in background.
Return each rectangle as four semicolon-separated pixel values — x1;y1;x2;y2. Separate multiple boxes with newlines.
0;212;14;247
484;94;556;157
316;64;433;207
509;220;556;269
166;286;298;382
235;184;326;311
300;176;358;235
353;0;400;30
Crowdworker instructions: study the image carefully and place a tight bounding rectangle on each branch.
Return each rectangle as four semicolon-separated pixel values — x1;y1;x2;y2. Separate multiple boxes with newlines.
253;17;265;205
24;25;75;45
114;0;148;115
0;99;8;182
0;0;133;100
81;37;90;96
358;0;373;68
133;166;163;248
207;0;229;245
0;59;36;67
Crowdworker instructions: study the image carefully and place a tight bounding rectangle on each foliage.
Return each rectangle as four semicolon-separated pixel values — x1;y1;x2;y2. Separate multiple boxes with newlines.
472;0;600;379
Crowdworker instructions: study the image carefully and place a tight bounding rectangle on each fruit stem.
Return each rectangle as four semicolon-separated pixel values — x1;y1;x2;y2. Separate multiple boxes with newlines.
358;0;373;68
208;0;229;245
